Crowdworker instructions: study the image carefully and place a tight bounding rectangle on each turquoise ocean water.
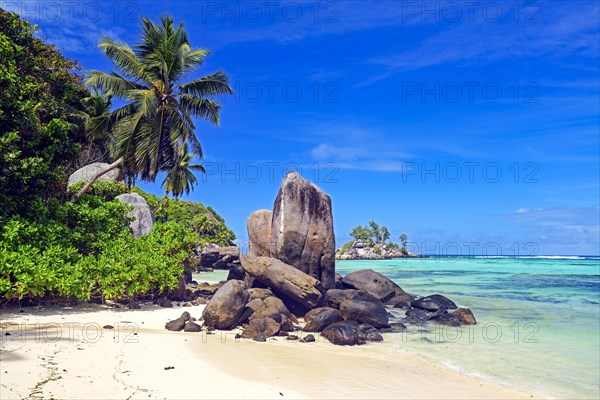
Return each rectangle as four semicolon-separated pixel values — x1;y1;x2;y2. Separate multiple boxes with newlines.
197;256;600;398
337;256;600;399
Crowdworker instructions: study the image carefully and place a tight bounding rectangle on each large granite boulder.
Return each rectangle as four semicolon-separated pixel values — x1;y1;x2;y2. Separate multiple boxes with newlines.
247;210;272;257
404;308;429;324
202;280;249;329
453;308;477;325
303;307;343;332
385;292;415;309
241;317;280;340
249;296;292;323
339;298;389;329
321;321;365;346
270;172;336;289
199;245;240;270
240;255;324;309
115;193;154;238
67;162;123;187
326;289;359;309
341;269;405;302
411;294;457;311
165;312;191;331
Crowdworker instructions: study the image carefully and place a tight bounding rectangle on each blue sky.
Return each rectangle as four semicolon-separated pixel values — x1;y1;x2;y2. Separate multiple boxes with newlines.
7;0;599;255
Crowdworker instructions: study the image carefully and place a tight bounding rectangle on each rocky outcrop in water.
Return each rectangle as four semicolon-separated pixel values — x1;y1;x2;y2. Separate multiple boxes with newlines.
335;240;425;260
174;173;476;346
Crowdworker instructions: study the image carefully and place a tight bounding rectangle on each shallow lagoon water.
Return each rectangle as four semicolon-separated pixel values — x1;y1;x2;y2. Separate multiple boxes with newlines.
337;256;600;399
194;257;599;398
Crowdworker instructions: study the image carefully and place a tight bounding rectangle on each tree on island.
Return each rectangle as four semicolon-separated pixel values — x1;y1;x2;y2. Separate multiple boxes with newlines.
399;233;408;252
76;16;233;197
350;221;390;244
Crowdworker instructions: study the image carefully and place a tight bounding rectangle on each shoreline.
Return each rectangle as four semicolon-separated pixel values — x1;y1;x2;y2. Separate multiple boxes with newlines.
1;304;538;399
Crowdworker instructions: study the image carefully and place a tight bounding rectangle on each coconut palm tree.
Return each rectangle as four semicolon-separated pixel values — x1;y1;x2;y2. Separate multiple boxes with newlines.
162;142;205;199
75;15;232;197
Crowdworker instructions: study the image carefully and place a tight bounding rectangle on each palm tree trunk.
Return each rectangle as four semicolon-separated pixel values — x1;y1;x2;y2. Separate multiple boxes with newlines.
75;157;124;197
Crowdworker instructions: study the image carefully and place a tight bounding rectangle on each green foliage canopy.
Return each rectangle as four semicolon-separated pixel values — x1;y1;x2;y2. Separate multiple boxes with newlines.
0;9;88;217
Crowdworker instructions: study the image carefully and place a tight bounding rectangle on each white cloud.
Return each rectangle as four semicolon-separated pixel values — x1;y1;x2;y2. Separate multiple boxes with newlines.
516;208;530;213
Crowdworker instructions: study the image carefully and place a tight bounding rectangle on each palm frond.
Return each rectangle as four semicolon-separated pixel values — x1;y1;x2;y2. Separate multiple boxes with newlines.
86;71;143;98
98;37;147;82
178;71;233;97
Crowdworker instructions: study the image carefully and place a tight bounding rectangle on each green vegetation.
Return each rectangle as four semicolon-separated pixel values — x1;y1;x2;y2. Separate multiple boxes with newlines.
0;191;198;302
399;233;408;252
0;11;235;304
133;188;235;247
342;221;407;253
349;220;391;244
162;142;206;199
0;9;88;217
77;16;233;197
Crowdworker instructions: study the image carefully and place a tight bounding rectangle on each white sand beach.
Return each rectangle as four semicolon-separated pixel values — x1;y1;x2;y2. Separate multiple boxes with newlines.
0;304;536;399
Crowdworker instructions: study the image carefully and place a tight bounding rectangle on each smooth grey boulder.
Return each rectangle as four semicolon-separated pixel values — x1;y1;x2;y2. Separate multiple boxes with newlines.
240;255;324;309
247;209;273;257
116;192;154;238
248;288;274;301
249;296;292;323
326;289;359;309
303;307;343;332
453;308;477;325
434;312;461;326
321;321;365;346
183;321;202;332
241;317;280;340
164;312;191;332
202;280;249;330
411;294;457;311
385;292;415;309
67;162;123;187
270;172;336;289
404;308;429;324
339;298;389;329
341;269;405;302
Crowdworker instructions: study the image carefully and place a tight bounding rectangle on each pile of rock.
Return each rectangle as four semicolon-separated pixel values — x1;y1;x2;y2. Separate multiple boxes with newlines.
166;172;476;345
336;240;425;260
195;244;240;272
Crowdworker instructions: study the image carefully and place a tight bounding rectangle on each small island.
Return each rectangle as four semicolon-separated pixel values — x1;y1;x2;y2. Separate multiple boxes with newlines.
336;222;425;260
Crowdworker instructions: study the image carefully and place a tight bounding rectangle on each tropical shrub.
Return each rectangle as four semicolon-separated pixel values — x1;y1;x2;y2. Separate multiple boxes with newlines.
132;188;235;246
67;180;128;201
0;194;198;302
0;9;88;218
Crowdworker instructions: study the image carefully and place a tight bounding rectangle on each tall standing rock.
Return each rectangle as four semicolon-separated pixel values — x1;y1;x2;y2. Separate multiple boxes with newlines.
270;172;336;289
247;209;272;256
116;193;154;238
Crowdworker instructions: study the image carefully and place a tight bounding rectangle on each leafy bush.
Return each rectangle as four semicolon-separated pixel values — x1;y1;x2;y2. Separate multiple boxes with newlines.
67;180;128;201
0;194;198;302
0;9;88;218
132;188;235;246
